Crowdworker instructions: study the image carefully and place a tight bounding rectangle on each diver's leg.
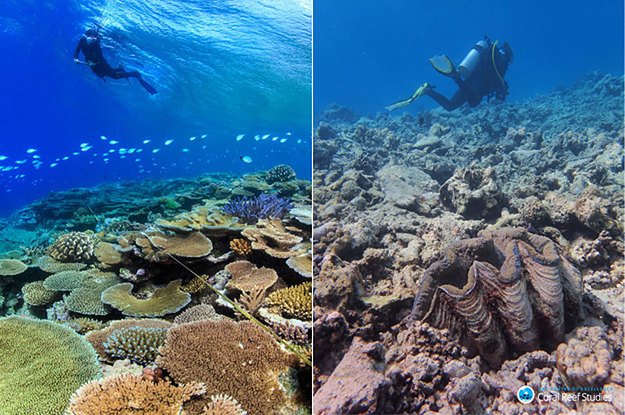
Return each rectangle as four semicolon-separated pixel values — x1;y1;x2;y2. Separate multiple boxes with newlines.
424;88;466;111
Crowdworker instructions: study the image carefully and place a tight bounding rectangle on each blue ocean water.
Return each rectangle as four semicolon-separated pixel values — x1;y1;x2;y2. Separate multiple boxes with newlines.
0;0;312;216
314;0;624;117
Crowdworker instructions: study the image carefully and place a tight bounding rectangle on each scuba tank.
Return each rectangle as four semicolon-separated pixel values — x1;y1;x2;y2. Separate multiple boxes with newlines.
457;39;489;79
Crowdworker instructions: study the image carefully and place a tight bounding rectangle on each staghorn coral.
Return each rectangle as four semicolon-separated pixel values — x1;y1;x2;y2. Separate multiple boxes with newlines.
86;319;173;363
47;231;94;262
266;281;312;321
202;394;247;415
230;238;252;256
266;164;296;184
0;258;27;276
412;227;583;367
556;325;613;388
235;286;267;318
66;373;205;415
63;317;108;334
101;280;191;317
0;316;101;415
225;260;282;293
242;219;306;258
103;326;169;365
22;280;56;306
174;304;223;325
156;320;298;415
223;193;294;224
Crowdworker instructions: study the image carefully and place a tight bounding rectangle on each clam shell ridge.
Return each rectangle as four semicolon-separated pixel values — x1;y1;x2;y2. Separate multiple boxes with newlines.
412;227;582;367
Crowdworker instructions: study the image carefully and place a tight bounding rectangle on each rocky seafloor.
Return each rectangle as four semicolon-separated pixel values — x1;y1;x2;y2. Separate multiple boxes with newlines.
313;72;624;414
0;165;312;415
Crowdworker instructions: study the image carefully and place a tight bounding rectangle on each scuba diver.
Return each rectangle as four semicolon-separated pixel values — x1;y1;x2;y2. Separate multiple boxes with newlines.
387;37;512;111
73;28;157;95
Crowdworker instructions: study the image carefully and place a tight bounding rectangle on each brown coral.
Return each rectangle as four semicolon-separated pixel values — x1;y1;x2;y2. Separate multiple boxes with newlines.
94;242;122;266
156;320;298;414
286;252;313;278
101;280;191;317
242;219;305;258
47;231;94;262
266;281;312;321
63;317;108;334
225;260;282;293
180;275;209;293
66;373;205;415
174;304;223;325
412;227;583;367
230;238;252;256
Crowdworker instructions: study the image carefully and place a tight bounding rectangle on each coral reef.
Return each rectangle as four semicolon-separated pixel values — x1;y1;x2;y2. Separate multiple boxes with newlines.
225;260;282;293
223;193;294;224
47;231;94;262
313;73;624;413
156;319;299;414
66;373;205;415
242;218;306;258
266;281;313;321
62;317;108;334
101;280;191;317
0;316;101;415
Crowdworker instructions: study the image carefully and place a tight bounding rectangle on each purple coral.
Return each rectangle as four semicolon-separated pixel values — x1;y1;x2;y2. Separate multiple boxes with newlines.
222;193;294;224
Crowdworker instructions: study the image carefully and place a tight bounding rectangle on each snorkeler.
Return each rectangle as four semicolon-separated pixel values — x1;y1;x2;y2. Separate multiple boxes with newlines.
387;37;513;111
73;28;158;95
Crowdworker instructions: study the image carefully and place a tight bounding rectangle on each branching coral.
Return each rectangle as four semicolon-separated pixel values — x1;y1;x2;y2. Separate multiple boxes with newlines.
47;231;94;262
222;193;294;224
103;326;169;365
101;280;191;317
266;281;312;321
202;394;247;415
230;238;252;256
156;320;298;414
174;304;223;325
62;317;108;334
66;373;205;415
43;270;121;316
0;316;101;415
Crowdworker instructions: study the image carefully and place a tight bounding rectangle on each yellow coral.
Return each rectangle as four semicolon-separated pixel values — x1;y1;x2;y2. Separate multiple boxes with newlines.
22;280;56;306
230;238;252;256
266;281;312;321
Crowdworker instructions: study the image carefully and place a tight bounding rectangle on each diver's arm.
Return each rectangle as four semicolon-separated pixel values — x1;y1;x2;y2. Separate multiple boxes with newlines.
73;37;85;61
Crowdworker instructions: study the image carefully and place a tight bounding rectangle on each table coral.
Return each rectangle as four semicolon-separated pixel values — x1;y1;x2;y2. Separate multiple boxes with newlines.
149;231;213;258
0;316;101;415
225;260;282;293
412;227;583;367
0;258;27;276
103;326;169;365
66;373;205;415
242;219;305;258
173;304;223;325
101;280;191;317
156;320;299;415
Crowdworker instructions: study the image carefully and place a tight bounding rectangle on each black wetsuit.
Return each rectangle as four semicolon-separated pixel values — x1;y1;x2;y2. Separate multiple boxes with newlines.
426;43;511;111
73;37;139;80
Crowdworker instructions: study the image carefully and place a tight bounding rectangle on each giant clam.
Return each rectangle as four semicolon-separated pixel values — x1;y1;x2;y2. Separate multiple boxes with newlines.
411;227;583;367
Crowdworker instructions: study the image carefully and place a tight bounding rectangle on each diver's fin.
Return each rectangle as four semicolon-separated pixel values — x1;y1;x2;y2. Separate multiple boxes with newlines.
386;83;430;111
138;77;158;95
429;54;456;76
